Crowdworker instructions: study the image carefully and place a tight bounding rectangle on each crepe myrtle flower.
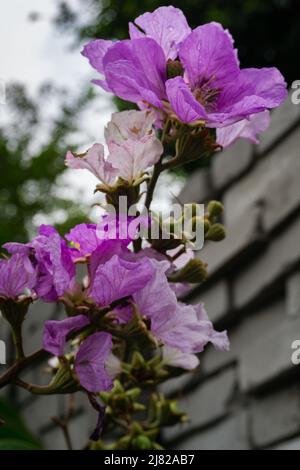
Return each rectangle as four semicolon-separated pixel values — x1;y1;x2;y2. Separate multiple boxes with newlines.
65;215;136;261
4;225;76;302
43;318;114;393
82;6;287;132
0;253;37;299
133;259;229;366
66;109;163;185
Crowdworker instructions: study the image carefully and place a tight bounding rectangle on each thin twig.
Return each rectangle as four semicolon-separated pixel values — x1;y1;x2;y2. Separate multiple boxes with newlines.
51;395;75;450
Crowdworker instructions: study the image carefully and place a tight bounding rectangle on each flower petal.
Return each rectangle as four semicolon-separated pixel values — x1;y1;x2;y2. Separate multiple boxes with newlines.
0;254;36;298
103;38;167;107
217;111;270;148
108;137;163;182
65;144;117;185
90;254;154;306
129;6;191;60
162;345;199;370
43;315;90;357
179;22;239;89
75;332;113;393
82;39;115;91
104;109;156;145
166;76;207;123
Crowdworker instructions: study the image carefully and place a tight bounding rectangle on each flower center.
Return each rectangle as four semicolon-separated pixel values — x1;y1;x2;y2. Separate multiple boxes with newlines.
194;79;220;112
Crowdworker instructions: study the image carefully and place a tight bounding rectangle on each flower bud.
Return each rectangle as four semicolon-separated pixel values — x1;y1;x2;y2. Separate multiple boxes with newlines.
168;259;208;283
207;200;224;219
206;223;226;241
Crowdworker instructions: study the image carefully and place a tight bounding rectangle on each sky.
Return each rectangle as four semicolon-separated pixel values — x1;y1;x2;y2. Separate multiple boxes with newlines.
0;0;184;221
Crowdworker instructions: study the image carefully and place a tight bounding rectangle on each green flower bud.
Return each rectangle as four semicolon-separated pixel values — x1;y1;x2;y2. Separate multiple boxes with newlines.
207;200;224;219
168;258;208;283
206;223;226;241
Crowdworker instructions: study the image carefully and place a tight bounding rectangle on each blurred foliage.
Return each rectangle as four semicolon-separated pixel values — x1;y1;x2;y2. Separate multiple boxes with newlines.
53;0;299;86
0;83;95;246
0;397;43;450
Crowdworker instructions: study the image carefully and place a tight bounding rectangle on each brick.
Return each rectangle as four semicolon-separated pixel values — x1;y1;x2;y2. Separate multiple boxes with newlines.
258;92;300;153
212;139;253;190
286;271;300;317
233;216;300;309
198;204;263;276
202;299;284;375
177;169;212;204
224;126;300;230
175;412;249;450
239;313;300;391
250;384;300;448
191;280;230;323
165;367;237;441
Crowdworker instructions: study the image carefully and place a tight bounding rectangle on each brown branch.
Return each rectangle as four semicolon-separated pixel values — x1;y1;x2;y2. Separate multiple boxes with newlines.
0;348;48;389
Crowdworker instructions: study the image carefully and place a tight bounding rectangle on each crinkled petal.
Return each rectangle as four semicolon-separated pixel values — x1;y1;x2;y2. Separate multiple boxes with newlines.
104;109;156;145
217;111;270;148
65;144;117;185
166;76;207;123
129;6;191;60
162;345;199;370
133;259;177;319
103;38;167;107
82;39;115;91
82;39;115;74
90;254;154;306
43;315;90;356
108;137;163;182
0;254;36;298
194;303;230;351
179;22;239;89
75;332;113;393
66;223;98;259
216;67;288;122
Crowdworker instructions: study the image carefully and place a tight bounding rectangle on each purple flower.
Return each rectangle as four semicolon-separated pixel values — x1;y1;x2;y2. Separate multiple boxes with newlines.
75;332;113;393
43;315;90;356
89;253;154;307
0;254;36;299
133;259;177;319
166;22;287;127
83;8;287;129
133;258;228;368
66;214;141;261
4;225;76;302
216;110;270;148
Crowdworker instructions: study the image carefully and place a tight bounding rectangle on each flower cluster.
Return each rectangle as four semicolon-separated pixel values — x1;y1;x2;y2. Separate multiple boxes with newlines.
82;6;287;148
0;219;228;393
0;5;287;450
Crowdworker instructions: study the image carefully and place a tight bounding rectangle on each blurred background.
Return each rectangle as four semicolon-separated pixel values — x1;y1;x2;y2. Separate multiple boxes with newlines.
1;0;300;450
